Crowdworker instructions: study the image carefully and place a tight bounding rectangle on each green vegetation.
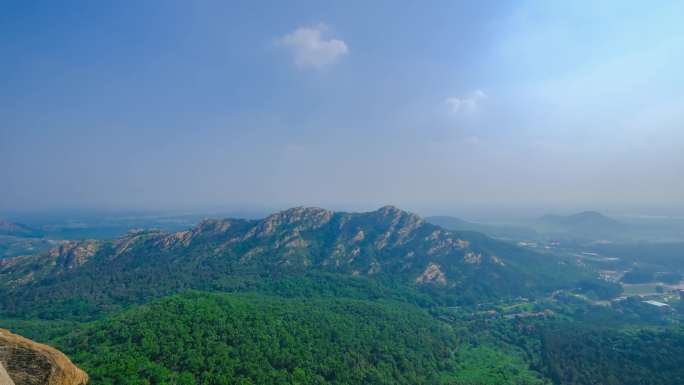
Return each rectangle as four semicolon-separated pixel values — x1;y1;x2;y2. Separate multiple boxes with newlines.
55;291;566;385
2;207;683;384
590;242;684;273
0;207;601;321
10;283;672;385
61;292;462;385
450;345;548;385
540;324;684;385
0;317;83;343
622;268;657;284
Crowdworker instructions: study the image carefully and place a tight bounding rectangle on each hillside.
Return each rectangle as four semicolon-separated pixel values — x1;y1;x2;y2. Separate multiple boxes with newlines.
59;291;547;385
538;323;684;385
0;235;55;258
537;211;624;239
0;220;51;258
46;291;684;385
0;206;603;319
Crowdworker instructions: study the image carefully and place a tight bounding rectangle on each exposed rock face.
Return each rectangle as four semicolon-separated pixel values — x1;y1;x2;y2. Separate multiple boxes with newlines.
416;263;447;285
0;240;99;288
0;329;88;385
47;241;98;271
1;206;478;290
0;361;15;385
464;252;482;265
0;205;586;316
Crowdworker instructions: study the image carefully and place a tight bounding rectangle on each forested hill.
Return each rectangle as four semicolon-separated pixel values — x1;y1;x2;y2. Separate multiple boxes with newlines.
0;206;607;319
60;292;472;385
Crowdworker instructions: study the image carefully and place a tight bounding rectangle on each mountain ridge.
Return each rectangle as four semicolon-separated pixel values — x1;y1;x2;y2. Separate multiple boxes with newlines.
426;216;538;239
0;206;604;319
0;220;41;238
539;211;621;227
537;211;625;239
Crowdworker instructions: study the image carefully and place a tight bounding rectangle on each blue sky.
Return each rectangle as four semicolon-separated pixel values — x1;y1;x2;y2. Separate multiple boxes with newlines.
2;1;683;215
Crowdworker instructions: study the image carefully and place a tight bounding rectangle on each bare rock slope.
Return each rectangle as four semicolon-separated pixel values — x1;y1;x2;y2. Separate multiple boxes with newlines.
0;329;87;385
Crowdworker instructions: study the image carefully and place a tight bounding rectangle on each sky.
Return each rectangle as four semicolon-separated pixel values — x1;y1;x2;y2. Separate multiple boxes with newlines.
2;0;683;217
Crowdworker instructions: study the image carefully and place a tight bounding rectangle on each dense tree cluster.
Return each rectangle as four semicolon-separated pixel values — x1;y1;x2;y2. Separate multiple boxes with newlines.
540;325;684;385
60;292;462;385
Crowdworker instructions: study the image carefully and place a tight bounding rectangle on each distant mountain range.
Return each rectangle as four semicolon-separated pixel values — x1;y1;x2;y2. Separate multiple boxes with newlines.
536;211;625;239
539;211;621;228
426;216;538;239
0;206;605;319
0;220;42;238
428;211;627;241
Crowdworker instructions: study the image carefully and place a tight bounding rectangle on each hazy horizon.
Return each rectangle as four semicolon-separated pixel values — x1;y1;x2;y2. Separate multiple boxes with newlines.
3;1;683;214
3;202;684;226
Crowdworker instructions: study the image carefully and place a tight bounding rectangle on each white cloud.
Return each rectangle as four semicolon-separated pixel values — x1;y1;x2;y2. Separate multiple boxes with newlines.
276;23;348;70
444;90;487;114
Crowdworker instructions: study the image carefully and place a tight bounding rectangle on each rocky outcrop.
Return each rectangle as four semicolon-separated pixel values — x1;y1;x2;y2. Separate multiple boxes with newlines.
0;329;88;385
0;361;15;385
47;241;98;271
416;263;447;285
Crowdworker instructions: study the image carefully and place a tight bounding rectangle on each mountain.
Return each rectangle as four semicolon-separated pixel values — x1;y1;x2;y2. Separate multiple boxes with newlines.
0;236;55;259
0;328;88;385
0;206;604;319
426;216;537;239
0;220;49;258
0;220;41;238
537;211;624;239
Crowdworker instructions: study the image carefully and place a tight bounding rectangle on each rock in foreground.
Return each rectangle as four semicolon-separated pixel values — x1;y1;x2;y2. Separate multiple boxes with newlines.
0;329;87;385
